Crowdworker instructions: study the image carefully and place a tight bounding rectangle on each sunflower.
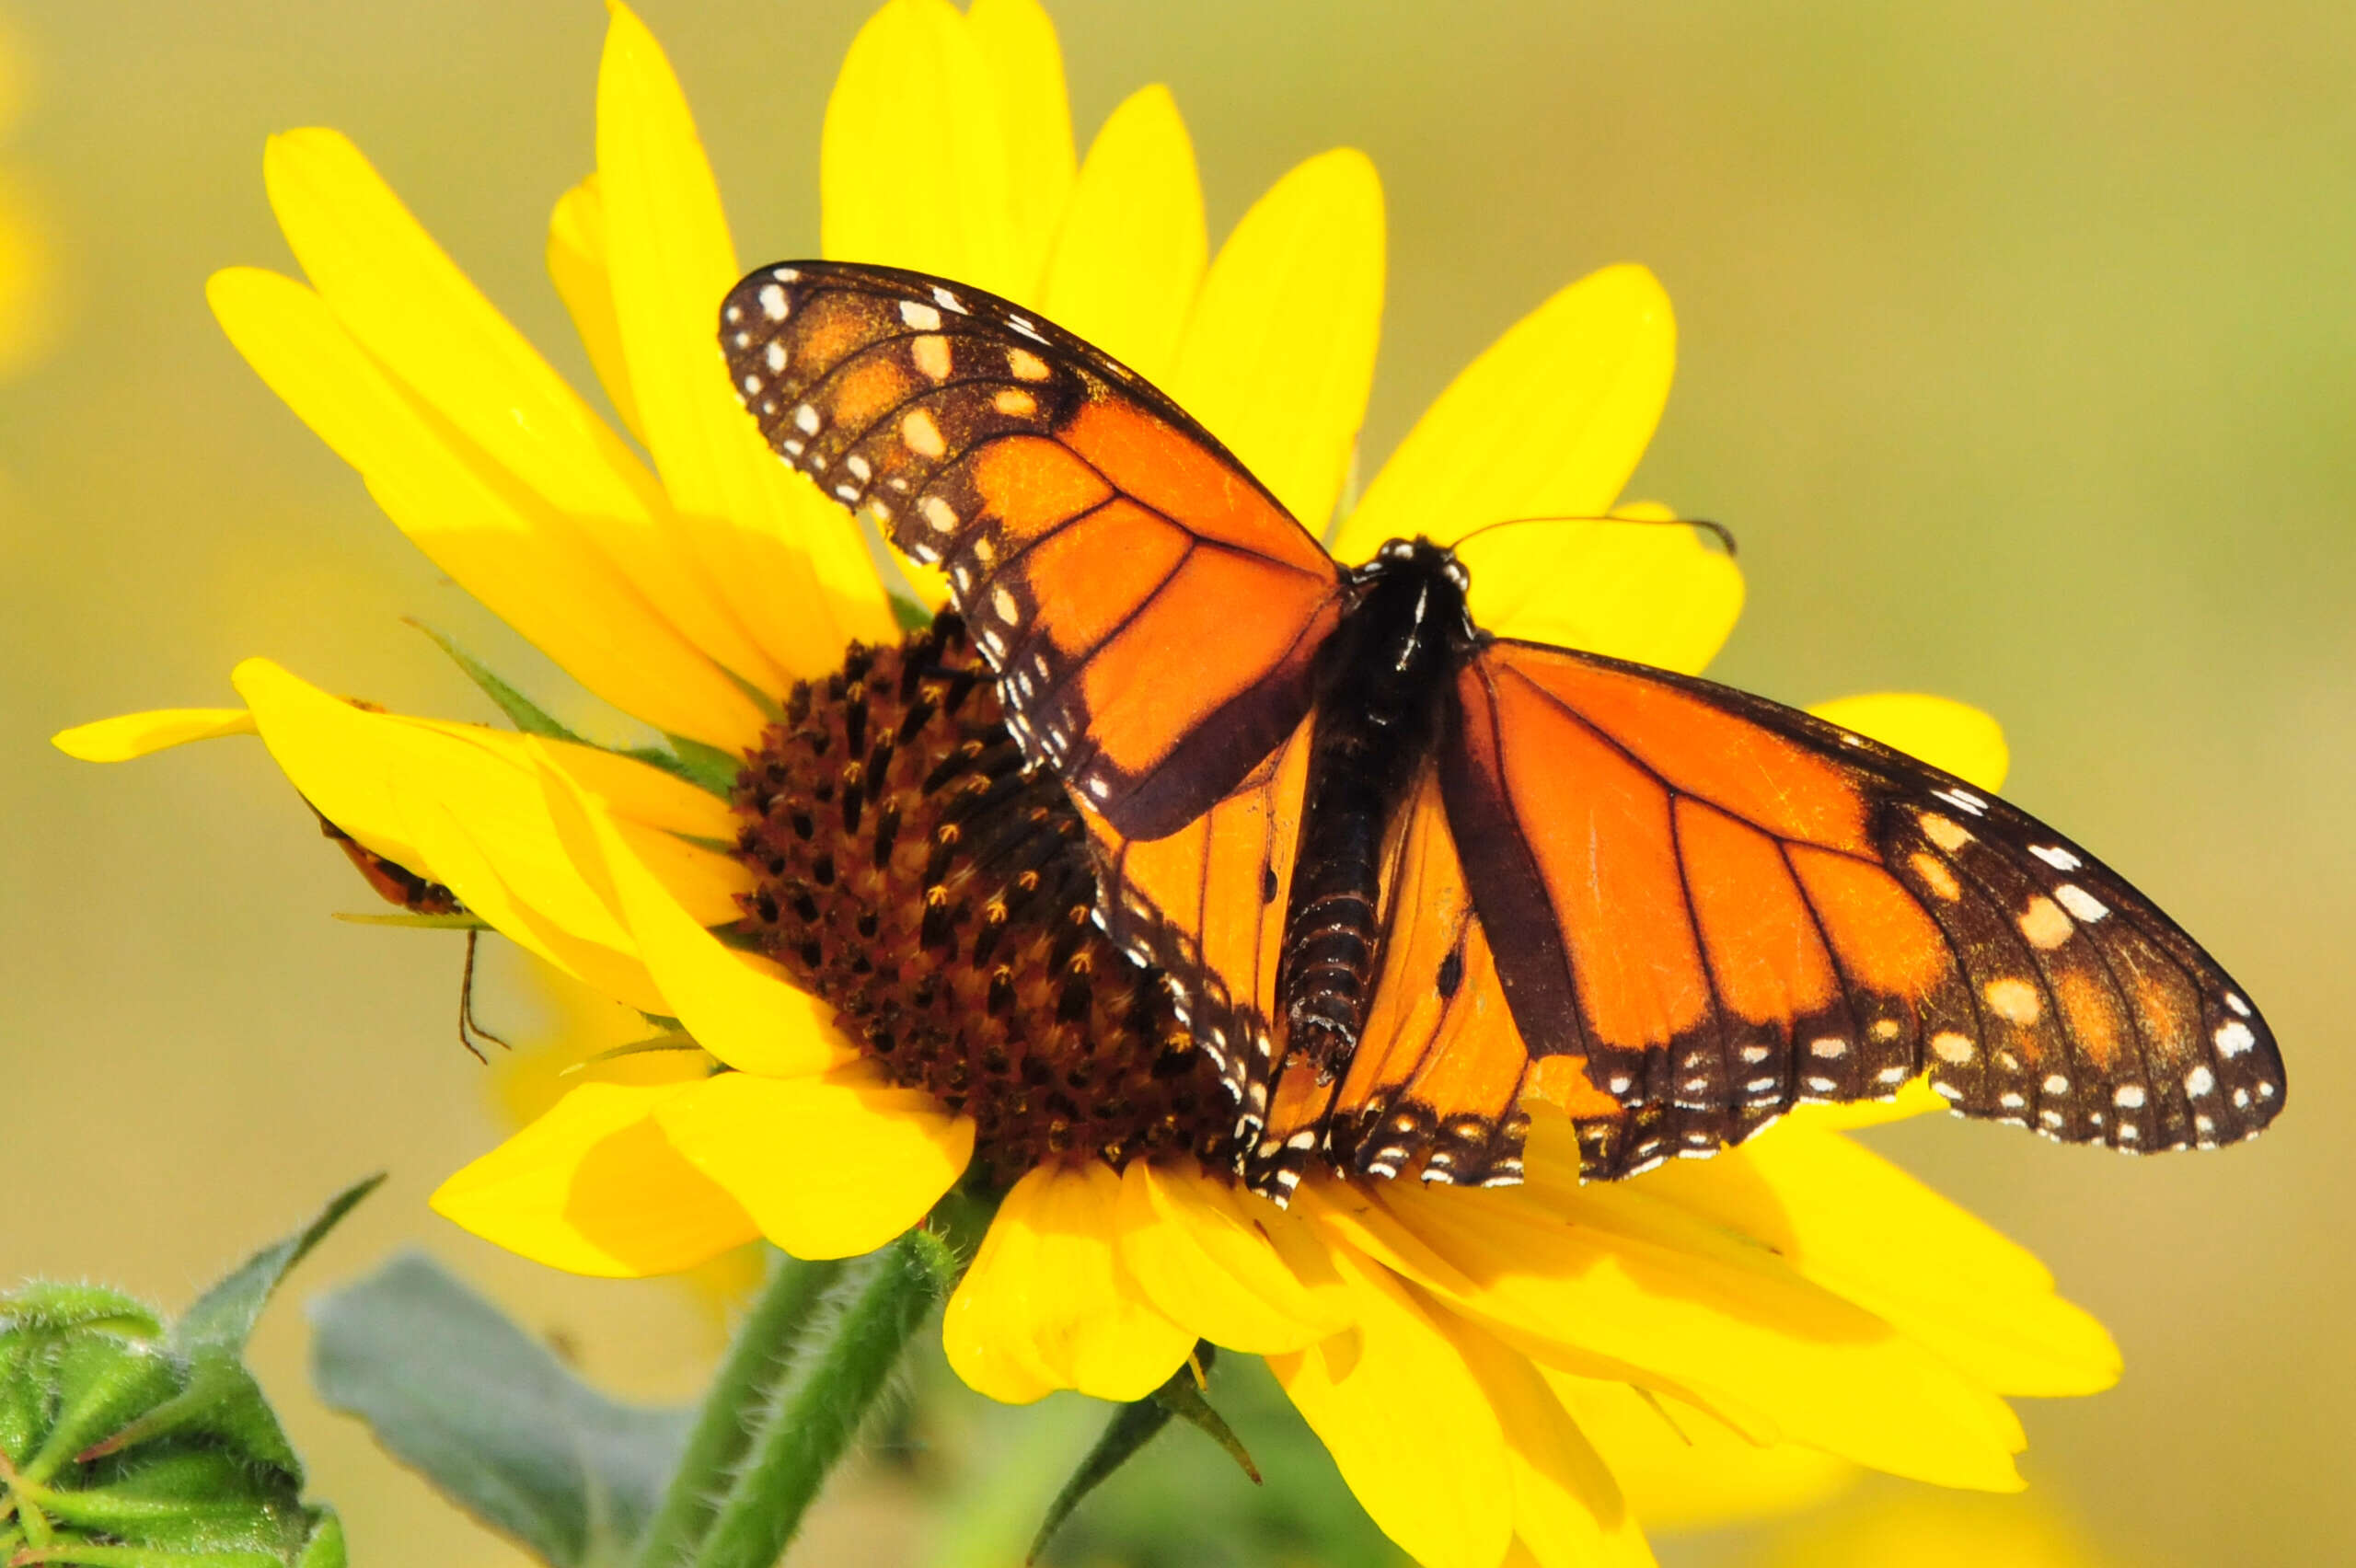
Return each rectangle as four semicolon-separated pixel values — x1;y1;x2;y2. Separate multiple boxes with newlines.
52;2;2119;1563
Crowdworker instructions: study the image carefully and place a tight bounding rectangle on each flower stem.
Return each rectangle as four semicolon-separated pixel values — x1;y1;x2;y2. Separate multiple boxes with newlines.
687;1229;953;1568
630;1251;845;1568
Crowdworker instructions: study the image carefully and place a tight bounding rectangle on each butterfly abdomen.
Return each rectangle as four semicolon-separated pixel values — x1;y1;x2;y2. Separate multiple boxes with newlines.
1276;544;1474;1077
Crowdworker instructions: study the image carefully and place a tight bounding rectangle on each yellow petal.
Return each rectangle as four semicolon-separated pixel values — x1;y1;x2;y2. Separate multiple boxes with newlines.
430;1080;759;1276
52;708;255;762
1039;85;1205;383
1759;1491;2106;1568
1113;1159;1346;1355
546;173;647;444
258;127;796;709
965;0;1074;294
539;739;741;842
1777;1075;1950;1132
1636;1126;2121;1398
652;1064;972;1260
1168;148;1383;534
230;659;744;1013
1318;1181;2027;1492
533;743;854;1078
942;1163;1195;1404
1437;1320;1657;1568
1266;1235;1513;1568
1459;501;1743;675
822;0;1023;301
596;3;898;683
397;784;679;1016
1807;693;2010;793
207;265;764;749
1335;262;1674;564
1547;1375;1857;1532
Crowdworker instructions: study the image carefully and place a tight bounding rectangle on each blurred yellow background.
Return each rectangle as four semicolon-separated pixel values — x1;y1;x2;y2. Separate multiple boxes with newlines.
6;0;2350;1562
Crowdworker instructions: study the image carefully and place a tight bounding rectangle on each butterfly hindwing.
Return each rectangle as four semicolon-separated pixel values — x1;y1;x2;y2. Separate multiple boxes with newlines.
722;261;1343;842
1076;713;1317;1147
1447;639;2285;1157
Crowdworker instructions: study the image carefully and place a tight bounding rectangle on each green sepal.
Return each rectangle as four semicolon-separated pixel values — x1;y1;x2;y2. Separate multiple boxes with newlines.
77;1358;296;1479
24;1339;180;1483
0;1547;290;1567
408;619;588;744
644;734;747;799
558;1031;702;1076
1024;1344;1260;1564
1;1286;165;1343
330;911;489;930
309;1251;691;1568
293;1507;346;1568
33;1446;304;1550
176;1175;386;1356
1;1332;44;1463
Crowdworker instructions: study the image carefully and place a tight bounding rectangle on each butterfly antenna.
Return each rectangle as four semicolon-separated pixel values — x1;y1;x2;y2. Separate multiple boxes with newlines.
1450;513;1738;557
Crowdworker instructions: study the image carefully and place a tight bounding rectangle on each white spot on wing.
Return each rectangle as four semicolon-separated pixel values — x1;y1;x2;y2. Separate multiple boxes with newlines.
2054;883;2109;922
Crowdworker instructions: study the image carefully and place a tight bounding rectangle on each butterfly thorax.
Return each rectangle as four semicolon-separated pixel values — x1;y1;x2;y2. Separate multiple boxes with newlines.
1276;539;1477;1080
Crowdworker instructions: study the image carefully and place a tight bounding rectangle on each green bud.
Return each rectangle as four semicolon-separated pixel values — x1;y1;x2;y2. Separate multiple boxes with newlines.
1;1179;377;1566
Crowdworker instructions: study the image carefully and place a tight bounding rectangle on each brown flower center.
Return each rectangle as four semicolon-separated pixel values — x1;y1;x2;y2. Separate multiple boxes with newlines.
730;614;1239;1185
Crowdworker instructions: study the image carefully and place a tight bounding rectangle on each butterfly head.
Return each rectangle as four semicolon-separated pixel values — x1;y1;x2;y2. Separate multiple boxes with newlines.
1352;536;1480;653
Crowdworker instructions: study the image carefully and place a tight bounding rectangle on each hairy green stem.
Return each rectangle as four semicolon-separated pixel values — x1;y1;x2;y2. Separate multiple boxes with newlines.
688;1230;953;1568
629;1251;844;1568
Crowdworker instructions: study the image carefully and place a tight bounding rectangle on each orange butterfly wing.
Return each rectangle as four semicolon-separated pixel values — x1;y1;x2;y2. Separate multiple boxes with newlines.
1444;640;2285;1161
1077;714;1315;1148
721;261;1342;841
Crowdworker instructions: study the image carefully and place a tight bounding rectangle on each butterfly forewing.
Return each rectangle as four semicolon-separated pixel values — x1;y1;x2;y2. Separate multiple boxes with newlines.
722;261;1343;842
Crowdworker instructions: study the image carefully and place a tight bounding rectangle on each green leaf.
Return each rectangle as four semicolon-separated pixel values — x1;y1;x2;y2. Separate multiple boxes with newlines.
408;620;587;743
309;1251;691;1568
1025;1346;1259;1565
1149;1356;1261;1486
176;1176;385;1355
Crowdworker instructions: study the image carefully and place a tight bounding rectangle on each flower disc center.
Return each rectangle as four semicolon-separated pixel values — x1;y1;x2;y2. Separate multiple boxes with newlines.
731;616;1238;1184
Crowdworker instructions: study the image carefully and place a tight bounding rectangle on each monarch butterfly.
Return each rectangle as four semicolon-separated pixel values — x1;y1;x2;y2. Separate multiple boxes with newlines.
721;259;2284;1201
